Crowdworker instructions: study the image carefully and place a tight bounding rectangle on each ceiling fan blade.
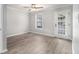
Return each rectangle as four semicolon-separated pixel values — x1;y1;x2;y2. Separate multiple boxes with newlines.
24;6;30;8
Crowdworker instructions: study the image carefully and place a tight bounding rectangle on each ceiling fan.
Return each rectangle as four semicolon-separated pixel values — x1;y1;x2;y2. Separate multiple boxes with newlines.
24;4;43;11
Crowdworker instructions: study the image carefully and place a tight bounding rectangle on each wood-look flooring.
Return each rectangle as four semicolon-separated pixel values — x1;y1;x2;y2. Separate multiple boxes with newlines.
5;32;72;54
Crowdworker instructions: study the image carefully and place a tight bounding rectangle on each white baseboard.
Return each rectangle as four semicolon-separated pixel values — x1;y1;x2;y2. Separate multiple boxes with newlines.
7;31;72;40
30;31;71;40
30;31;55;37
7;32;28;38
0;49;8;54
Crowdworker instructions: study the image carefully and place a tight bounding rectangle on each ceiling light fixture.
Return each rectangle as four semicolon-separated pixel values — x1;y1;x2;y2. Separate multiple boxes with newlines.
24;4;43;11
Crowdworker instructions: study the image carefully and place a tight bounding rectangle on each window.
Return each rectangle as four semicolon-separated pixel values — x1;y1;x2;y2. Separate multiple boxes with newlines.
35;14;43;29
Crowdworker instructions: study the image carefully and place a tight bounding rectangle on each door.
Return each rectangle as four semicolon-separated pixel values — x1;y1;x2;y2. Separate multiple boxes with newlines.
0;4;7;53
0;4;4;52
54;9;72;39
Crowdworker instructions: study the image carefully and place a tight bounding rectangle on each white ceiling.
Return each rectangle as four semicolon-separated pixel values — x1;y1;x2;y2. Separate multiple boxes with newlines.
7;4;72;12
7;4;54;9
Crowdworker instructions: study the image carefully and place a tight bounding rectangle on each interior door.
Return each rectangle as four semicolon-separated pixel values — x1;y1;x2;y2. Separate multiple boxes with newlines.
0;4;4;52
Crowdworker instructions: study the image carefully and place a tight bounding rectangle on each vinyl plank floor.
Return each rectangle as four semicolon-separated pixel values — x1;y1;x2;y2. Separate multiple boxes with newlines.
4;32;72;54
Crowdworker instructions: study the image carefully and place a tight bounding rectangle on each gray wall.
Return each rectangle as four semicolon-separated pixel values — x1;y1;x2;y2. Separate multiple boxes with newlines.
29;5;73;39
29;9;55;36
6;6;29;37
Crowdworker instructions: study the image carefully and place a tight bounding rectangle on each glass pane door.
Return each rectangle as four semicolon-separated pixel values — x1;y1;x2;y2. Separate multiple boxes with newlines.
58;14;65;35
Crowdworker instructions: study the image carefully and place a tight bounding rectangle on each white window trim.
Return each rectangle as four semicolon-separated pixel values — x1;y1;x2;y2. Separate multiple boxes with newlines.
35;14;43;30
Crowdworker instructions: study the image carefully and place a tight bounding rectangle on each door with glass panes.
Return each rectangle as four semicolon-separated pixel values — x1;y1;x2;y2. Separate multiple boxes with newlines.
54;9;72;39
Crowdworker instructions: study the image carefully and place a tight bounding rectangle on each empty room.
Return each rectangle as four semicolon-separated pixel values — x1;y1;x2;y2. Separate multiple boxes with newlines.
0;4;78;54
